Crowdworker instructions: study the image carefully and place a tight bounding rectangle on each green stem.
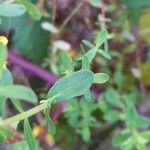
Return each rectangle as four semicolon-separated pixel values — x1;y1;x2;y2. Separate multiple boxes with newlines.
0;102;48;127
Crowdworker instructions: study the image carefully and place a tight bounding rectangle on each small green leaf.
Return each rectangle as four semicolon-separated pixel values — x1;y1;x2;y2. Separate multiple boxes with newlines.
82;126;90;142
140;131;150;141
0;3;26;17
45;109;56;135
0;69;13;117
11;99;24;113
12;141;30;150
98;49;112;60
24;119;36;150
82;40;94;48
84;90;92;102
104;88;122;107
17;0;41;20
93;73;109;84
82;50;97;69
112;131;130;147
95;28;108;48
0;96;6;117
125;105;150;129
59;53;74;75
0;85;37;103
0;69;13;86
47;70;94;103
104;110;120;122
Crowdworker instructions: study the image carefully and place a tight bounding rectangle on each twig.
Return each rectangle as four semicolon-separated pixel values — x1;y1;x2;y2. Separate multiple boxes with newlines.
59;1;85;34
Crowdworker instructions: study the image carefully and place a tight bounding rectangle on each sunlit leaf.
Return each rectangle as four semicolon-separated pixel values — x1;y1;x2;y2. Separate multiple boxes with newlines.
47;70;94;103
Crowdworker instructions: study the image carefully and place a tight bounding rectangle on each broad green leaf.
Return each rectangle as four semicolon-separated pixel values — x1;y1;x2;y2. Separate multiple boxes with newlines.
24;119;36;150
104;88;122;107
82;40;94;48
0;85;37;103
16;0;41;20
93;73;109;84
0;15;49;62
98;49;112;60
0;127;13;143
89;0;102;8
95;28;108;48
112;131;130;147
45;109;56;135
11;99;24;113
59;53;74;75
0;3;26;17
0;43;7;69
47;70;94;103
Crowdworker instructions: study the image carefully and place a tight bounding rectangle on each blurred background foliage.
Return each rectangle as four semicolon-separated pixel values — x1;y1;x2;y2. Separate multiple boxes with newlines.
0;0;150;149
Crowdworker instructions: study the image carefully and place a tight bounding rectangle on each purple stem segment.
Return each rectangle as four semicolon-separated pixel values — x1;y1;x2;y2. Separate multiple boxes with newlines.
8;51;58;84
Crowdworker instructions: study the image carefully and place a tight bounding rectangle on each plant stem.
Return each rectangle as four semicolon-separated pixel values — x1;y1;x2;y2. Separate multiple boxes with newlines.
0;103;47;127
59;1;85;34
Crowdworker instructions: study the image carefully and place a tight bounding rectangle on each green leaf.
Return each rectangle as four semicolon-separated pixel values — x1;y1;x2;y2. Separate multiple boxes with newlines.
0;69;13;117
135;115;150;129
0;43;7;69
93;73;109;84
82;126;90;142
112;131;130;147
0;69;13;86
82;40;94;48
82;50;97;69
140;131;150;141
89;0;102;8
125;105;150;129
0;96;6;117
0;85;37;103
59;53;74;75
104;110;120;122
121;0;150;10
104;88;122;107
45;109;56;135
0;3;26;17
0;15;49;62
24;119;36;150
95;28;108;48
98;49;112;60
47;70;94;103
12;141;30;150
11;99;24;113
0;127;13;143
84;90;92;102
16;0;41;20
